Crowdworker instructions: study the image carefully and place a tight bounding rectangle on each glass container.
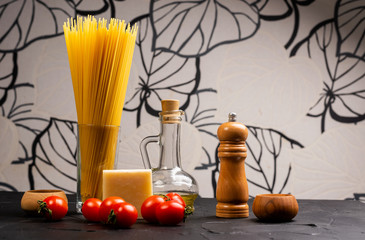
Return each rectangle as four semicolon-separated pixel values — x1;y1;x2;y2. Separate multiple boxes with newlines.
140;100;199;210
76;124;120;213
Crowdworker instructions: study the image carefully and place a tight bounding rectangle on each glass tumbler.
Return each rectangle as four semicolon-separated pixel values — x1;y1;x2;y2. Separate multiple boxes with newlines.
76;124;120;213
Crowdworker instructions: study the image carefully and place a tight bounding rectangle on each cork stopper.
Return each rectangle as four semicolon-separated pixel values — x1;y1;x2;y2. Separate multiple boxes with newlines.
161;99;179;112
217;112;248;142
160;99;183;124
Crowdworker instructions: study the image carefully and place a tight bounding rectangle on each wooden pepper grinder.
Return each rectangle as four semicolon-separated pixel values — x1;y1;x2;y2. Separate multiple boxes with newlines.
216;112;249;218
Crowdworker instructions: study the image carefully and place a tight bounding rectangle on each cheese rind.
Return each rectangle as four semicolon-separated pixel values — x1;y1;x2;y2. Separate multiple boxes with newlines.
103;169;153;218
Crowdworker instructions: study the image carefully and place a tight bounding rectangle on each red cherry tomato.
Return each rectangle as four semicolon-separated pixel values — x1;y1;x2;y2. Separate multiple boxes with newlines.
109;202;138;228
141;195;165;223
155;200;185;225
82;198;102;222
166;193;186;207
38;196;68;220
99;196;124;223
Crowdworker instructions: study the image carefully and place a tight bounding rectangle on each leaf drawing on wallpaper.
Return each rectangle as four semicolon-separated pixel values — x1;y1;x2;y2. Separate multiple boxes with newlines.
256;0;316;49
29;118;77;193
346;193;365;201
2;82;34;125
150;0;260;57
0;53;17;106
74;0;116;18
245;127;303;195
0;182;17;191
125;14;200;126
1;82;49;165
187;89;219;135
256;0;293;20
0;0;74;52
185;89;220;171
291;19;365;132
335;0;365;60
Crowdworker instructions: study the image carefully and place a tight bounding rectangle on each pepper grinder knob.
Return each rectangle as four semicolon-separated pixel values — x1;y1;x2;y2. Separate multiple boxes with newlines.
216;112;249;218
228;112;237;122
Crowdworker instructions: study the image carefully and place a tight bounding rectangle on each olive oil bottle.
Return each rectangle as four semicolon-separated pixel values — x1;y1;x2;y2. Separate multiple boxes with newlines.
140;100;199;211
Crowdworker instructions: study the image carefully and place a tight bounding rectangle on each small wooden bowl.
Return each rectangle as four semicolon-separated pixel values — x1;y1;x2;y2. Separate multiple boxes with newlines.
21;190;68;215
252;194;298;222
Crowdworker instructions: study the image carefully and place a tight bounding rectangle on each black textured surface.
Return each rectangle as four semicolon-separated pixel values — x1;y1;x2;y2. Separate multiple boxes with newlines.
1;192;365;239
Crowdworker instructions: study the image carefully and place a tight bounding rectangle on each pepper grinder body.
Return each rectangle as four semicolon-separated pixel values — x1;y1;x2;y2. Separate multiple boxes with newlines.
216;113;249;218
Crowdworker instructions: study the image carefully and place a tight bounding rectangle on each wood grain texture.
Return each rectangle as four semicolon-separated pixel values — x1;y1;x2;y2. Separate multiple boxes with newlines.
252;194;299;222
216;118;249;218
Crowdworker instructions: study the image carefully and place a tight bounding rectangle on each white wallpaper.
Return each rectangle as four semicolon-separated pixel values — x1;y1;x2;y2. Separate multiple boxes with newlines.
0;0;364;200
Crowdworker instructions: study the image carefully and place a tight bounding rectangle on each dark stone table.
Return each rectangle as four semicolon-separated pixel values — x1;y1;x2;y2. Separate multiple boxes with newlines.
1;192;364;239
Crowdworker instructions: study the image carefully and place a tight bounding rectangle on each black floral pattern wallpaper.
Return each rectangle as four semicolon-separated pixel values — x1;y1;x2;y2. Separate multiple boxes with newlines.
0;0;364;200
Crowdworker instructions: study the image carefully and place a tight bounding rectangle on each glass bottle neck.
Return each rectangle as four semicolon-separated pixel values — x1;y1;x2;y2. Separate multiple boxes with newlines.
158;121;181;169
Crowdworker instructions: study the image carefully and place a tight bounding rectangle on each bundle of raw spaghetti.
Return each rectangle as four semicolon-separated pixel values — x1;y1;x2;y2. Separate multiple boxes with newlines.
63;16;137;203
